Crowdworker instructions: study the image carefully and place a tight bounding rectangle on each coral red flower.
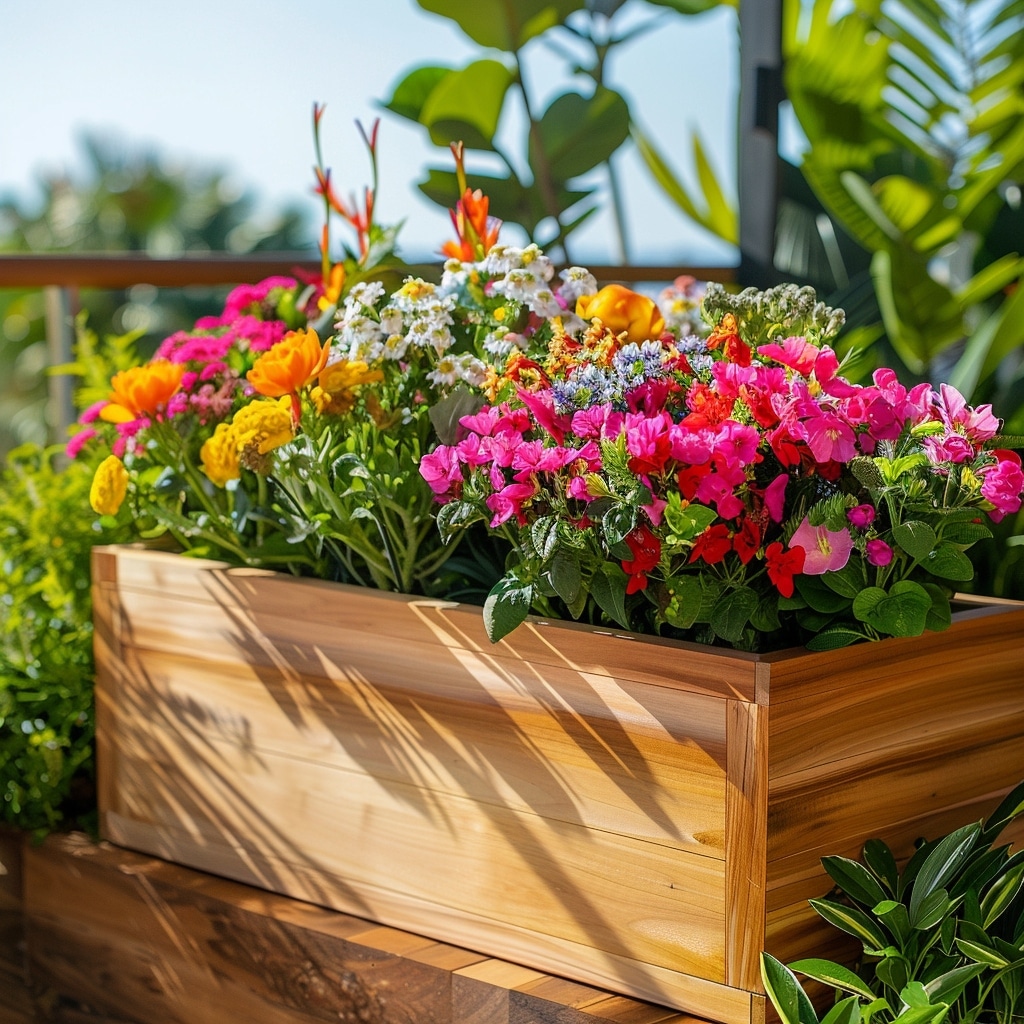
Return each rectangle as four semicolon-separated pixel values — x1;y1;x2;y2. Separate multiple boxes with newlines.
621;523;661;593
689;523;732;565
765;541;805;598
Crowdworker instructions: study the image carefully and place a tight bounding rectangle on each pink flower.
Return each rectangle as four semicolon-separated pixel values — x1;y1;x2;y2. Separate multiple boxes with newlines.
866;539;894;566
764;474;788;522
923;433;976;464
65;427;97;459
935;383;999;442
981;454;1024;522
788;517;854;574
571;404;624;440
847;504;875;529
802;408;858;464
487;481;538;526
516;387;571;444
758;335;820;376
419;446;463;500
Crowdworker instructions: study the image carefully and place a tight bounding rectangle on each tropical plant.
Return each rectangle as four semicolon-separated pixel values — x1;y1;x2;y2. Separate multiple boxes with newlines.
381;0;733;263
760;777;1024;1024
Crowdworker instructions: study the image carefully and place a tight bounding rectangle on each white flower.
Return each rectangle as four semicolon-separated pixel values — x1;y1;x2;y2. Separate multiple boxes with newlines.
426;355;460;387
524;288;563;319
558;267;598;303
379;305;403;335
456;354;488;387
381;333;411;361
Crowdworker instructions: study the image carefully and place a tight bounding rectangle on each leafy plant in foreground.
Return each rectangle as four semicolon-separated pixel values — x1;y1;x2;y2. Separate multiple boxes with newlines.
761;778;1024;1024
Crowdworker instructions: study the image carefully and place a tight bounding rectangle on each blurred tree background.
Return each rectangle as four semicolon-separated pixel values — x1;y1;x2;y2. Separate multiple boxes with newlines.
0;134;312;455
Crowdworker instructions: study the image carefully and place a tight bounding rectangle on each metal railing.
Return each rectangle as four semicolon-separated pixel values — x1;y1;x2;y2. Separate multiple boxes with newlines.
0;252;738;444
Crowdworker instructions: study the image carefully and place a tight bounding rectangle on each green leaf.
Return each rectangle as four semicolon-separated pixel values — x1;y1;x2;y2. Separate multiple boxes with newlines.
760;953;820;1024
381;64;453;122
710;586;758;643
822;855;889;908
533;88;630;183
955;937;1012;968
819;996;862;1024
821;561;864;599
980;861;1024;928
416;0;583;50
876;900;912;945
663;496;717;543
852;580;932;637
923;963;986;1005
909;823;981;924
548;548;582;608
809;897;889;951
909;887;950;931
804;625;868;651
428;386;485;445
644;0;735;12
939;521;991;546
483;574;534;642
662;575;703;630
981;778;1024;845
434;499;484;542
789;958;876;1000
876;954;910;995
922;543;975;583
420;60;515;151
590;563;630;630
601;504;637;547
863;839;899;895
892;520;937;561
531;516;559;559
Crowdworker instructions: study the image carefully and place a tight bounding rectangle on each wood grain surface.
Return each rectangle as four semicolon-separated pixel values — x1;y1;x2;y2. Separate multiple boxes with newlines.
92;545;1024;1024
18;832;703;1024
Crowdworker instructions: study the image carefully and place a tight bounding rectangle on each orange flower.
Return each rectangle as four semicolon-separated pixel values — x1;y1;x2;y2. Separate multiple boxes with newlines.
100;360;185;423
576;284;666;344
310;359;384;415
247;328;330;399
442;188;501;261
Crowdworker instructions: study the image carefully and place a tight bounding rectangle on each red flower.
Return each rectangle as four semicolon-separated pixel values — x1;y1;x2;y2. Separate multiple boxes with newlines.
677;463;712;501
765;541;805;598
689;523;732;565
732;517;761;565
621;524;661;594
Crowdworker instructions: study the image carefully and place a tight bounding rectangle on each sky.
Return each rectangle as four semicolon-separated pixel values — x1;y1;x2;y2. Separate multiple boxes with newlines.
0;0;740;267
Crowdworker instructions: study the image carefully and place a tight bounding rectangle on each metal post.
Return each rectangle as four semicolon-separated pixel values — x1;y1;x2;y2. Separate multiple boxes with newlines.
44;285;77;447
737;0;784;289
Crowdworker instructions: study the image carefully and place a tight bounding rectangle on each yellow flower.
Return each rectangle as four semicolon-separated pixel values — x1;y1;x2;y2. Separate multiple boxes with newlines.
576;284;666;344
89;455;129;515
311;359;385;415
231;397;295;456
199;398;294;487
100;360;185;423
247;328;330;399
199;422;241;488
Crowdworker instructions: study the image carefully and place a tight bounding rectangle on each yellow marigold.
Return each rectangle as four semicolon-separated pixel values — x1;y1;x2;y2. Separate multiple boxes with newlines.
100;360;185;423
246;328;330;399
199;422;241;488
576;284;665;344
89;455;129;515
311;359;385;415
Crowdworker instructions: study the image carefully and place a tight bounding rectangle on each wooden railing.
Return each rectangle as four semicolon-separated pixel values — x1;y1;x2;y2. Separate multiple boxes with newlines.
0;252;738;444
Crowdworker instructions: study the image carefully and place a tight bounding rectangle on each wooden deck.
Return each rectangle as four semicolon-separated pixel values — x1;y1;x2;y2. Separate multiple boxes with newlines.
2;830;707;1024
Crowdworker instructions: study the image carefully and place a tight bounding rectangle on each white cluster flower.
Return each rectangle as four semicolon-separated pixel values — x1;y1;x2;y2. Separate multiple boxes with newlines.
333;281;389;361
426;352;488;389
558;266;598;304
440;258;472;291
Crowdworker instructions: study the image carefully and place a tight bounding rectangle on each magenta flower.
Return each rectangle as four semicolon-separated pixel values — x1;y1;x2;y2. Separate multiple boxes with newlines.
923;432;976;464
935;383;999;442
803;408;858;464
758;335;820;375
981;456;1024;521
789;517;854;574
866;538;894;566
419;446;463;500
847;504;875;529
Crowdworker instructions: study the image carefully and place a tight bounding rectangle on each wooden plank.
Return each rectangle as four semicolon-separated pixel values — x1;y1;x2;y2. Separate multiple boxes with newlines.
21;834;712;1024
98;641;729;857
99;719;728;981
724;700;768;992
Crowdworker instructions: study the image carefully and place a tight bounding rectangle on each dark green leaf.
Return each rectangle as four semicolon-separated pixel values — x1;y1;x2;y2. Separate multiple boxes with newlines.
875;954;910;995
805;625;868;651
710;586;758;643
909;823;981;924
923;963;986;1005
853;580;932;637
981;862;1024;928
981;778;1024;845
531;516;559;559
533;88;631;182
428;386;484;445
893;520;937;561
910;887;950;932
922;543;975;582
590;563;630;630
760;953;820;1024
662;575;703;629
789;959;875;1000
822;855;889;908
601;504;637;547
483;574;534;642
955;937;1012;968
548;548;582;608
809;897;889;951
863;839;899;895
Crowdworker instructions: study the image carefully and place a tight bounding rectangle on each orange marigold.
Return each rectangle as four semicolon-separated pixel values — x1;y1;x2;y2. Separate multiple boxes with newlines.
247;328;330;399
99;360;185;423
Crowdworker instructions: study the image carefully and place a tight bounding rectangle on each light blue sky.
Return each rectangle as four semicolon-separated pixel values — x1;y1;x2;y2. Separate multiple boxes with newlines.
1;0;741;266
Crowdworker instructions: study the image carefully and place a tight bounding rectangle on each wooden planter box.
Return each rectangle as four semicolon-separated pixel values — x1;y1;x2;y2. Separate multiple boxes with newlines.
92;545;1024;1024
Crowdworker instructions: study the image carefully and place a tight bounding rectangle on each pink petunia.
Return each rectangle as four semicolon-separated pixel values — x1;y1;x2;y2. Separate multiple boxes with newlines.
788;517;854;574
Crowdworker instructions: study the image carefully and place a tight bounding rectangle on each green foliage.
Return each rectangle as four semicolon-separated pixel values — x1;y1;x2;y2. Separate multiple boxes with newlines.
0;444;131;831
761;778;1024;1024
783;0;1024;399
382;0;733;261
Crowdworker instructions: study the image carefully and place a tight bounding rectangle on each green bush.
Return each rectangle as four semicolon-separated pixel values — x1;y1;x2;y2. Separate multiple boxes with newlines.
0;443;131;831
